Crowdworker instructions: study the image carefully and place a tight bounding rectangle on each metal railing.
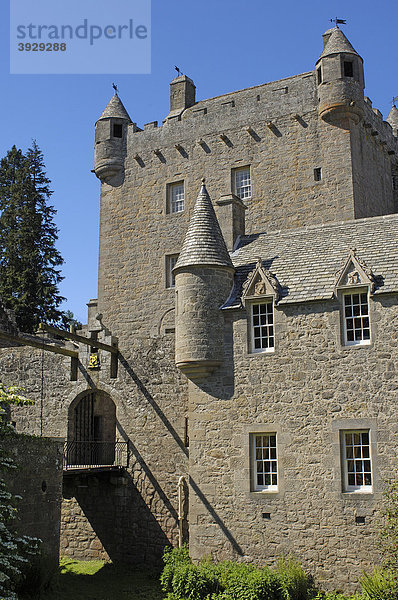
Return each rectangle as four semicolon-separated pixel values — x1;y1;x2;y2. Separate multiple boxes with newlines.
63;440;129;470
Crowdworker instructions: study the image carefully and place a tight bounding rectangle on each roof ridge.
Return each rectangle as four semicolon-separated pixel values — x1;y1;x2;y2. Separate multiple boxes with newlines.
236;213;398;245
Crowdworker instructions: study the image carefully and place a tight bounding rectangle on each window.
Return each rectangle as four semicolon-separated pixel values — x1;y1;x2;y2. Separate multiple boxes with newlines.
343;61;353;77
252;434;278;491
342;430;372;492
343;291;370;346
250;302;274;353
234;167;251;200
113;123;123;138
166;254;179;288
168;182;184;213
317;67;322;85
314;167;322;181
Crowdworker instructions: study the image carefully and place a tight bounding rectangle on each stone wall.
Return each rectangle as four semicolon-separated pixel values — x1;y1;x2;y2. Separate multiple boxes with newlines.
0;434;63;568
0;332;188;564
187;292;398;591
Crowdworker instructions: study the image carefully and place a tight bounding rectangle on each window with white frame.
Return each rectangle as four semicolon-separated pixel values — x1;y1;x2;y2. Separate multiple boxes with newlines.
250;302;274;353
342;430;372;492
234;167;251;200
167;182;184;213
166;254;179;288
343;291;370;346
252;433;278;491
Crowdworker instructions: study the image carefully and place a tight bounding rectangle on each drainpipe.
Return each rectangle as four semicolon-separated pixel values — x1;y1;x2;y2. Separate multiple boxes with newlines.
177;476;185;547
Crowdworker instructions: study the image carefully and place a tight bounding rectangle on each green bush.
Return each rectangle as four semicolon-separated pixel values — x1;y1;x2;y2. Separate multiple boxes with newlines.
161;546;312;600
360;568;398;600
218;562;281;600
275;557;312;600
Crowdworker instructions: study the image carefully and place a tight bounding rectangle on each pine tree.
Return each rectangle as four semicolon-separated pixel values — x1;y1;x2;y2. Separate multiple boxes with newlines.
0;142;66;333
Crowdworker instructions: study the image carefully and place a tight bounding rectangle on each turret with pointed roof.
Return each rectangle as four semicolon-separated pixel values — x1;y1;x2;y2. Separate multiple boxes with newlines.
316;27;364;125
94;93;132;183
174;181;233;271
174;181;234;380
387;105;398;136
97;93;132;123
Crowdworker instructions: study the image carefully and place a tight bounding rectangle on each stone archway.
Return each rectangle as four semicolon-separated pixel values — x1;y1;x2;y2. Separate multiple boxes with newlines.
66;390;116;467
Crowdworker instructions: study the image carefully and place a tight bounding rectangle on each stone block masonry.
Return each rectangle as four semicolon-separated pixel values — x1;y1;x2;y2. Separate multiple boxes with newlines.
0;434;64;569
0;26;397;593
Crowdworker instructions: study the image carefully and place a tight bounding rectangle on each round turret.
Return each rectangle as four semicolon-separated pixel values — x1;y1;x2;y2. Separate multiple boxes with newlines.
94;94;131;183
174;181;234;380
315;28;364;126
387;105;398;137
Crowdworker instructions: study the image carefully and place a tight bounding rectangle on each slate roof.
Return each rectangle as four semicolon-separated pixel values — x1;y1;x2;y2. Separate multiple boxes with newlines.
98;94;131;122
224;214;398;308
174;182;234;270
319;28;360;60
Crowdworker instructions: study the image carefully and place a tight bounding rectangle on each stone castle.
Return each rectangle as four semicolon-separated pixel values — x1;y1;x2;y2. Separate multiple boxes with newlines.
1;27;398;591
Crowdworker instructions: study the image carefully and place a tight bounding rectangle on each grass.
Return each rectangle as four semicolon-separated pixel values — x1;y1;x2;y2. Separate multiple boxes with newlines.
22;557;165;600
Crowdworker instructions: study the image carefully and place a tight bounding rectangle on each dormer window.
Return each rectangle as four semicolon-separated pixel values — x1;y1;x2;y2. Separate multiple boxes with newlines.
241;258;281;355
343;291;370;346
343;61;353;78
113;123;123;138
250;301;274;353
335;250;376;348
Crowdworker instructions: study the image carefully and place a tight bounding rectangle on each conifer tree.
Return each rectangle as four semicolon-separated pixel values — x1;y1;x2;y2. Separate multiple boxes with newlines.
0;142;66;333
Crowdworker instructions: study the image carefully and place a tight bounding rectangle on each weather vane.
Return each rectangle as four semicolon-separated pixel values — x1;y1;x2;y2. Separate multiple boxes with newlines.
112;82;118;94
330;17;347;27
175;66;183;76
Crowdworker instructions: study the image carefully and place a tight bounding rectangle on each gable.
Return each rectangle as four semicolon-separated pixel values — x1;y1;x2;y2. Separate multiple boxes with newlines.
241;258;281;303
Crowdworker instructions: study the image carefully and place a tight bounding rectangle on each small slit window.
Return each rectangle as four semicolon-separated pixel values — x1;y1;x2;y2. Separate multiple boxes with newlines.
317;67;322;85
314;167;322;181
113;123;123;138
343;61;353;78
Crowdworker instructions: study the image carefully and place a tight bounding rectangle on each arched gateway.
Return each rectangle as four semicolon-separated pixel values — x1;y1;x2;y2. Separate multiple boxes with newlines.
66;390;117;467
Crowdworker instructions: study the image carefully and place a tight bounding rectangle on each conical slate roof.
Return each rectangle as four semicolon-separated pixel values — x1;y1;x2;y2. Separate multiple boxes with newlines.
174;182;233;270
387;105;398;130
319;27;360;59
98;94;131;121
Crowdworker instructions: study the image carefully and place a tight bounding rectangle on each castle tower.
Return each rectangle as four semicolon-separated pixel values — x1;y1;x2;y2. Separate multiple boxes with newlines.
387;105;398;137
173;181;234;380
94;94;131;183
315;27;364;126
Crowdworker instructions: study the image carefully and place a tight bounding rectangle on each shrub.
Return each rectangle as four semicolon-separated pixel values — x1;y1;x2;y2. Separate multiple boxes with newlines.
218;562;281;600
161;546;313;600
275;557;312;600
360;568;398;600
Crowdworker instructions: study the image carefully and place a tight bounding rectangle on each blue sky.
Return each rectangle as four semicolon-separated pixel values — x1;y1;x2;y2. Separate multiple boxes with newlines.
0;0;397;323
